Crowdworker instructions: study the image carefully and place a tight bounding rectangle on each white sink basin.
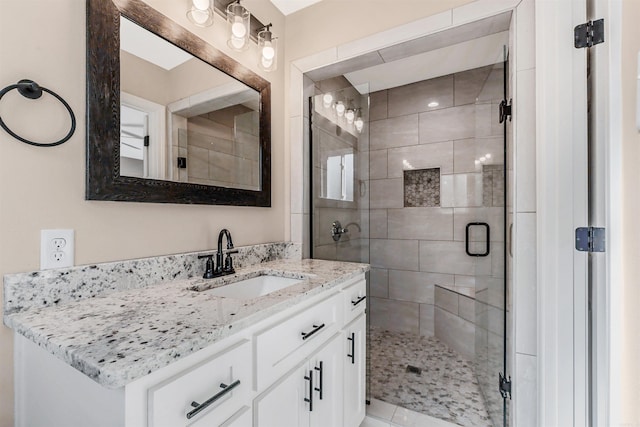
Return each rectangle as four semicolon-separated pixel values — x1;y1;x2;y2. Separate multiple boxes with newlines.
202;275;304;299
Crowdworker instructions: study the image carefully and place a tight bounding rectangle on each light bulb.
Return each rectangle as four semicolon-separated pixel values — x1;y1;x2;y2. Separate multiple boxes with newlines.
336;102;345;117
322;93;333;109
480;156;487;163
485;153;492;159
192;0;210;10
428;101;439;108
262;43;275;60
232;17;247;38
354;117;364;133
345;109;355;124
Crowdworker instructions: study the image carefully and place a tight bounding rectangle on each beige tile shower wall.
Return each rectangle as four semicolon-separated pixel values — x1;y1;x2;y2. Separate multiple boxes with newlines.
368;65;504;344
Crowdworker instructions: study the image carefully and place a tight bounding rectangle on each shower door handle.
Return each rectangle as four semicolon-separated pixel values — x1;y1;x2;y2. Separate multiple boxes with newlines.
465;222;490;257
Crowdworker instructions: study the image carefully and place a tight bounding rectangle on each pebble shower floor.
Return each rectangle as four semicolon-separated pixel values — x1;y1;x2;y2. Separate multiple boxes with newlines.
368;327;492;427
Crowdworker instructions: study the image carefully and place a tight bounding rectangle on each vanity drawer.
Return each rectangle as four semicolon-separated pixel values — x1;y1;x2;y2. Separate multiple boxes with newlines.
148;339;251;427
343;278;366;325
254;292;342;390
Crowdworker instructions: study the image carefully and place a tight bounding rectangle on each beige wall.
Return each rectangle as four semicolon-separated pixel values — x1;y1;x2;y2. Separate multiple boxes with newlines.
0;1;285;425
621;0;640;423
284;0;474;63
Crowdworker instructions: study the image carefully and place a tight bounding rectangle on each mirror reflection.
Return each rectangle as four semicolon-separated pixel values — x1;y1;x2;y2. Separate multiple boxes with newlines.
312;90;365;202
119;16;261;191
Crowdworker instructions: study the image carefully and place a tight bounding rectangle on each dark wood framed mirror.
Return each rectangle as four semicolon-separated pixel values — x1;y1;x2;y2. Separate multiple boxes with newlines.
86;0;271;206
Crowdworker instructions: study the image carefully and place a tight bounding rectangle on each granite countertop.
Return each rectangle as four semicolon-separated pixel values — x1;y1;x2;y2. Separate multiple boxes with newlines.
4;259;368;389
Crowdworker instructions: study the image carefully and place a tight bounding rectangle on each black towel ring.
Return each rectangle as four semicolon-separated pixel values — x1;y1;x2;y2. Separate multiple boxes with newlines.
0;79;76;147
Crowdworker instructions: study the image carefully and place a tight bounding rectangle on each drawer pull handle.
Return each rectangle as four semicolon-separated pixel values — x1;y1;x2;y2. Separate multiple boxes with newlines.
351;295;366;306
314;361;323;400
301;323;325;340
304;370;313;411
186;379;241;420
347;332;355;364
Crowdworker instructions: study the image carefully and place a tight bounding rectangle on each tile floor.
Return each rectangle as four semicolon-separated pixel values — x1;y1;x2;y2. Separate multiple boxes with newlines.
361;398;461;427
368;327;492;427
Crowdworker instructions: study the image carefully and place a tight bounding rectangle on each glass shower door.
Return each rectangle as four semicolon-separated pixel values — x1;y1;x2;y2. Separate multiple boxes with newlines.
472;53;509;427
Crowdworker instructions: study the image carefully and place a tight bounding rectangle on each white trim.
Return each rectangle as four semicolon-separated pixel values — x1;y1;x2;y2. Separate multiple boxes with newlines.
535;0;589;425
591;0;623;425
120;92;167;180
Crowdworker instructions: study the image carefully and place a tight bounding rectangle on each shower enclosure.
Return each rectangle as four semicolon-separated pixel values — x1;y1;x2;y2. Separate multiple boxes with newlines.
307;18;511;427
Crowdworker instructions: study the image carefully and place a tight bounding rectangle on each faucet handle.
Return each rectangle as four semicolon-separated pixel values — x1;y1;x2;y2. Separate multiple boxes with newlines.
223;249;238;274
198;254;215;279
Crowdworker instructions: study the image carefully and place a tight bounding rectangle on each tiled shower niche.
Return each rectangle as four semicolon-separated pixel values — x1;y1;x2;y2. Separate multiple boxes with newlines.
404;168;440;207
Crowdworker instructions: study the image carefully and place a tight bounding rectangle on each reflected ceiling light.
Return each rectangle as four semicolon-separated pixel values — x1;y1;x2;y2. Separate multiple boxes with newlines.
227;0;250;51
322;93;333;109
258;24;278;71
187;0;213;27
428;101;439;108
485;153;492;159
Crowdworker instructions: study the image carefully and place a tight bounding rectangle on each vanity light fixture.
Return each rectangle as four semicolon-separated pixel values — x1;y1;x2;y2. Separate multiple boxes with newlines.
335;101;345;117
257;24;278;71
227;0;250;51
184;0;279;72
187;0;214;27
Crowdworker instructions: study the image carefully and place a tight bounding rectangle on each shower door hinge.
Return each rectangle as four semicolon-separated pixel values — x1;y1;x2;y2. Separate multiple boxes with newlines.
574;19;605;48
575;227;606;252
499;373;512;400
143;135;150;147
499;99;512;123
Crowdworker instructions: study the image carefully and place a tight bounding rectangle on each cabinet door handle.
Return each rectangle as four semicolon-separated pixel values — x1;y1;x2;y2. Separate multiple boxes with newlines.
347;332;355;364
351;295;366;306
304;370;313;411
314;361;323;400
301;323;325;340
186;379;241;420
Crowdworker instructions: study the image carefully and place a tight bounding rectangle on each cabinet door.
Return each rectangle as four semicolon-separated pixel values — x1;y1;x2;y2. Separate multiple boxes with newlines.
255;363;310;427
310;334;344;427
217;406;252;427
343;314;366;427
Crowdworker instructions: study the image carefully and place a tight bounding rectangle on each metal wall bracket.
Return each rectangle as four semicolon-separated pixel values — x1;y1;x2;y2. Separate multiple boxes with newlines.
575;227;606;252
499;372;512;400
574;19;605;48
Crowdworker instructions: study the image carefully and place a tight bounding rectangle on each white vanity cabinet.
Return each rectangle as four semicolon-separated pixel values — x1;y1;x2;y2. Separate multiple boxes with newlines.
254;333;344;427
13;273;367;427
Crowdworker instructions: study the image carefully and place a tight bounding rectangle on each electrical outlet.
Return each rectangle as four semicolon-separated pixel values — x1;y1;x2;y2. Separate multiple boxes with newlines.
41;229;74;270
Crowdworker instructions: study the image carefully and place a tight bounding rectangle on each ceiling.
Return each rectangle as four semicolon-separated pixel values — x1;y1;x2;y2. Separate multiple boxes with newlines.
305;11;512;93
120;17;193;71
269;0;322;15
